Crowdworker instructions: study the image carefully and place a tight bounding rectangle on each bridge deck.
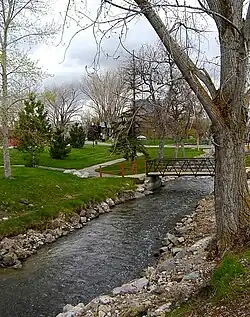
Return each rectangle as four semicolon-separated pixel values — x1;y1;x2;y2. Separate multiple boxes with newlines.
146;158;215;177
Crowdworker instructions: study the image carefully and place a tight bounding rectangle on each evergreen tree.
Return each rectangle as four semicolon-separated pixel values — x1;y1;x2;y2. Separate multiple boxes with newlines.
14;93;50;167
69;123;86;148
50;128;71;159
87;124;100;146
111;108;148;161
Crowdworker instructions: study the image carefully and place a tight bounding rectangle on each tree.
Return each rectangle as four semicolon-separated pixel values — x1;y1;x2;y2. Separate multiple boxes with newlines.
69;123;86;148
44;83;84;132
0;0;56;178
50;129;71;159
81;69;130;124
111;108;149;161
66;0;250;252
14;93;50;167
87;124;100;146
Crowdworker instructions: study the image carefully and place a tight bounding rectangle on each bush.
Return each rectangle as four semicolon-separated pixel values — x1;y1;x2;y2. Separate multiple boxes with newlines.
69;123;86;148
50;129;71;159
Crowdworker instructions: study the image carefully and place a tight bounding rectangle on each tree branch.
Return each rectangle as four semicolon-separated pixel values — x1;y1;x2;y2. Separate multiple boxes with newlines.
134;0;222;126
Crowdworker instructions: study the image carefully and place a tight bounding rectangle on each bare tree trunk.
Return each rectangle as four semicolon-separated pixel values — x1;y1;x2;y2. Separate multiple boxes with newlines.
174;142;179;158
181;139;185;158
196;133;200;151
157;138;164;160
214;127;250;251
1;47;11;178
2;124;11;178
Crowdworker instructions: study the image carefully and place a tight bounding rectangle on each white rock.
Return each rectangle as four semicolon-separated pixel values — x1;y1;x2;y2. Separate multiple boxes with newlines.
105;198;115;207
136;184;145;193
80;217;87;223
79;172;90;178
177;237;185;243
63;304;74;312
154;302;172;315
99;295;113;305
112;277;148;295
63;169;75;174
100;202;110;213
72;171;82;177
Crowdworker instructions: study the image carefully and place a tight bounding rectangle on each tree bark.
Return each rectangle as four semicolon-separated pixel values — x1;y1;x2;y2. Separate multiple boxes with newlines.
1;46;11;178
2;124;11;178
214;126;250;251
181;139;185;158
174;142;179;158
157;138;164;160
196;133;200;151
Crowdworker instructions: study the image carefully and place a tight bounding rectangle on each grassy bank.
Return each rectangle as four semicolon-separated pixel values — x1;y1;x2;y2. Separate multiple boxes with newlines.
0;145;120;169
0;168;135;237
99;148;204;175
166;249;250;316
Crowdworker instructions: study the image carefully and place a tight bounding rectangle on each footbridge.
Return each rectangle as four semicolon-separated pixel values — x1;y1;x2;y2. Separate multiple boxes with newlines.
146;158;215;177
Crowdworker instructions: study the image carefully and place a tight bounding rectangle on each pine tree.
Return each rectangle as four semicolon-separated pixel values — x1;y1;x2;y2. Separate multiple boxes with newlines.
69;123;86;148
14;93;50;167
87;124;100;146
50;128;71;159
111;108;148;161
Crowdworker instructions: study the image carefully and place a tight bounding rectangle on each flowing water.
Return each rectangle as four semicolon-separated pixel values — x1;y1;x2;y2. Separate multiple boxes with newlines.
0;177;213;317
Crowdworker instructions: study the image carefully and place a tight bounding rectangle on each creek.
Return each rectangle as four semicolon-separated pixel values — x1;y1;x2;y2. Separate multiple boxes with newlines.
0;177;213;317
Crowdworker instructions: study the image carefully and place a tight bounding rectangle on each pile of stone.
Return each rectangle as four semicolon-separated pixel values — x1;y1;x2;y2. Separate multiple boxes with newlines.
63;170;90;178
56;197;216;317
0;185;153;269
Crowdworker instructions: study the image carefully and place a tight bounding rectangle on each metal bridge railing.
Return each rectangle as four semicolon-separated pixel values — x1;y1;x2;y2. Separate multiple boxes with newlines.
146;157;215;176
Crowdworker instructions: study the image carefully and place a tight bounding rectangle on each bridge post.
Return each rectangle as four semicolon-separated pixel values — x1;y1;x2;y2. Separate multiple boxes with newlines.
144;175;162;191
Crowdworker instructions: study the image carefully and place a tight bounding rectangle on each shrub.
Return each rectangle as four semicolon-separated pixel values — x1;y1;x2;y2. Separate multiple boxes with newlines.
69;123;86;148
50;129;71;159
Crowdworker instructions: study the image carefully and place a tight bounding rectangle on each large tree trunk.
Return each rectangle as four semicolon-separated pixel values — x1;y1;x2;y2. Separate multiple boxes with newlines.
214;126;250;251
2;124;11;178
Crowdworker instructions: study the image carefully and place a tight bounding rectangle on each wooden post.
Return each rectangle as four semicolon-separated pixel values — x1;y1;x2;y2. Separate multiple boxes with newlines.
120;163;125;177
99;165;102;178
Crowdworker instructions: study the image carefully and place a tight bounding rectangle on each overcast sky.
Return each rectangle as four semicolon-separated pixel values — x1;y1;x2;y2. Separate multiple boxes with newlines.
31;0;220;86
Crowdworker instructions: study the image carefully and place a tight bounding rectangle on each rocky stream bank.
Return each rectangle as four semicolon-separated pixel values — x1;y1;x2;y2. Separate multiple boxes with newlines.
0;184;154;269
56;194;216;317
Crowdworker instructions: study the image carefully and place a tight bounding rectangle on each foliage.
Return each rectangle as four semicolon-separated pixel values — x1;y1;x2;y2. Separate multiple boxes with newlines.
50;128;71;159
111;108;149;161
14;93;50;167
0;167;135;237
69;122;86;148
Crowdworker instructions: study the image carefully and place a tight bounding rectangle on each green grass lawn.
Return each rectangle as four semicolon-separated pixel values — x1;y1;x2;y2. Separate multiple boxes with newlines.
0;145;120;169
0;167;135;237
99;147;204;176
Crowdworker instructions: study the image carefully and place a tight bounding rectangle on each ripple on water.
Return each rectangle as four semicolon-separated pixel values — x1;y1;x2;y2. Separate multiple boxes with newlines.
0;177;213;317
